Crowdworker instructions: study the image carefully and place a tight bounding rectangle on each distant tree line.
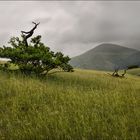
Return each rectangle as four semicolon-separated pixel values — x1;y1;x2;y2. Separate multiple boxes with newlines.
127;65;139;69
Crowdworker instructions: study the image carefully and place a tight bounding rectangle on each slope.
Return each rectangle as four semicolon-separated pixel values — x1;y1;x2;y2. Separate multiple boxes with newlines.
0;69;139;139
70;43;140;71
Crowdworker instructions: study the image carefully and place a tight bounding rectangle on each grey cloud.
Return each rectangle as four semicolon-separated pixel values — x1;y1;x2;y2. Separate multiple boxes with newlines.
0;1;140;57
0;32;11;46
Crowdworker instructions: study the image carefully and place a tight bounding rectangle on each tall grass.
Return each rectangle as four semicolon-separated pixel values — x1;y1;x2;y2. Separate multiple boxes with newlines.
0;69;139;140
127;68;140;76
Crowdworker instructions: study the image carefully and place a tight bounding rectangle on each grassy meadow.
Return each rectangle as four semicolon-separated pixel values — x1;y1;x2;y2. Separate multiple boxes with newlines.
0;69;139;140
127;68;140;76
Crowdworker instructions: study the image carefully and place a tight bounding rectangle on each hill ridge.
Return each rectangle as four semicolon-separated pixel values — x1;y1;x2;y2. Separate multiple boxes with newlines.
70;43;140;71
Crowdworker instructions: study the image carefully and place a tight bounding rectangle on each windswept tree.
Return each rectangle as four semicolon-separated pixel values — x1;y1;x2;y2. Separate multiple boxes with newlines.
108;68;127;78
0;22;73;75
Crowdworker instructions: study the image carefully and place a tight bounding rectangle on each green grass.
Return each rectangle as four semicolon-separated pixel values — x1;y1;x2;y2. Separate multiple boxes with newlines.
127;68;140;76
0;69;139;140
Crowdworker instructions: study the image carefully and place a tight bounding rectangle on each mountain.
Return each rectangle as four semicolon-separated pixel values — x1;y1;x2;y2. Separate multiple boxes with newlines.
70;43;140;71
123;41;140;51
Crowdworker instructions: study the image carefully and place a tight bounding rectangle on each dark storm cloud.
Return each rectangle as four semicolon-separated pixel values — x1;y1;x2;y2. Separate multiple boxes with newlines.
0;1;140;57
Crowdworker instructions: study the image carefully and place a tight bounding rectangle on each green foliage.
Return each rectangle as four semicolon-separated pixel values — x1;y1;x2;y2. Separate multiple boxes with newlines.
0;62;10;72
0;35;73;75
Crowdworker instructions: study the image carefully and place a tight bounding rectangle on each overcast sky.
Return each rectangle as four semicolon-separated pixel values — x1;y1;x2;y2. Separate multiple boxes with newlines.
0;1;140;57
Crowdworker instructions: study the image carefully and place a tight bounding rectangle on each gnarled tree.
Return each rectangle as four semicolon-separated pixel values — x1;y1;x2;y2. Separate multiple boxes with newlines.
108;68;127;78
0;22;73;75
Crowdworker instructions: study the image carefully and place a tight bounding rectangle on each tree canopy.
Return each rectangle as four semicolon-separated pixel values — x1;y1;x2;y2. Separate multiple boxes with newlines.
0;22;73;75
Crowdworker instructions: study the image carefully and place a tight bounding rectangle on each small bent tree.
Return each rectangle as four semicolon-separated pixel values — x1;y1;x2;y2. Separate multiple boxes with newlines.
0;22;73;75
108;68;127;78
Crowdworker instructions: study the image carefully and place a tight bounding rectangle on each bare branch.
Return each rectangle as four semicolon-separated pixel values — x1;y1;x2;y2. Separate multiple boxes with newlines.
121;69;127;77
21;22;40;47
109;68;127;78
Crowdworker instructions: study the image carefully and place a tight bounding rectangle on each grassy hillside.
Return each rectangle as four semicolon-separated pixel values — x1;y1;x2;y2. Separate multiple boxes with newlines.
70;43;140;71
0;69;139;140
127;68;140;76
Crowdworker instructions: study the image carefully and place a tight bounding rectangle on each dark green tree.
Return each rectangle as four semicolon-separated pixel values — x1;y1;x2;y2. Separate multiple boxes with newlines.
0;22;73;75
